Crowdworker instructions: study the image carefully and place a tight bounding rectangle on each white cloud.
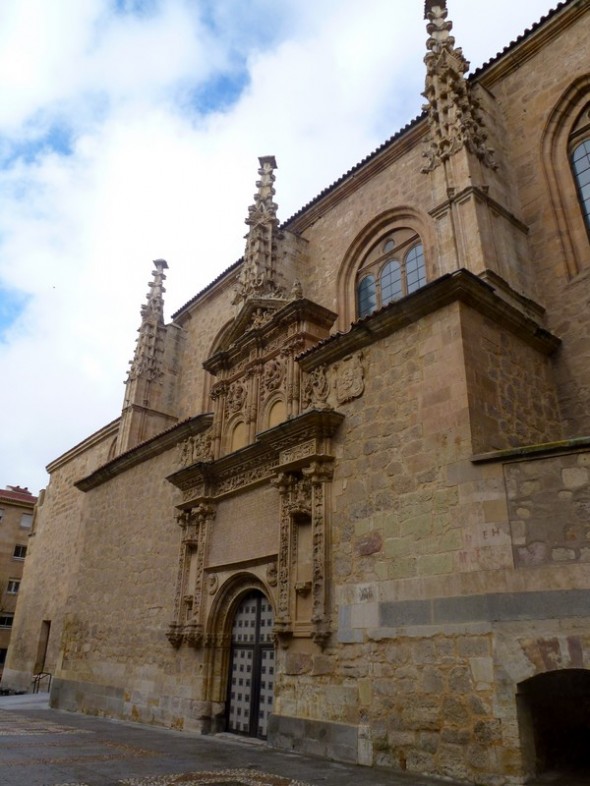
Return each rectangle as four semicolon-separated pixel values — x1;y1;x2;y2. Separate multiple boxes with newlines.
0;0;559;493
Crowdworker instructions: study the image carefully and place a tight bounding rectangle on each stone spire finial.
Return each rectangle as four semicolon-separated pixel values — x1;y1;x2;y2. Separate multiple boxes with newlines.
421;1;496;172
232;156;286;307
127;259;168;382
424;0;446;19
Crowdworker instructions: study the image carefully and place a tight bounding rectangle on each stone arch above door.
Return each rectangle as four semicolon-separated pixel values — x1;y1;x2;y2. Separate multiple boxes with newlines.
204;573;277;737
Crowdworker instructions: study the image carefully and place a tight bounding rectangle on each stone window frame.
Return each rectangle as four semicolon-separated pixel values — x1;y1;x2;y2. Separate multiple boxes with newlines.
356;232;426;318
336;206;435;331
541;76;590;277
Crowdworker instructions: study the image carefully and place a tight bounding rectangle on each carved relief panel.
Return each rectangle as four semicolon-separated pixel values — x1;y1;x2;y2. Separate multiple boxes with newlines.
203;299;337;460
273;460;334;648
302;351;365;411
167;503;216;648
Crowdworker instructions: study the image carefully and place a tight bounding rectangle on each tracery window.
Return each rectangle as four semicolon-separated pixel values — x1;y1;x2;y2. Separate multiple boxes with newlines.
356;229;426;318
571;137;590;237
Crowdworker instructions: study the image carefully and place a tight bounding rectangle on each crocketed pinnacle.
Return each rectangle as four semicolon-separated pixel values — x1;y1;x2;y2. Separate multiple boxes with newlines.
232;156;286;307
127;259;168;382
422;1;496;172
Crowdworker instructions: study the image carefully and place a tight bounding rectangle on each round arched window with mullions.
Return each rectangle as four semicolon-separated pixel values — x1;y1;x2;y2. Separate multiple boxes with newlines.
356;229;426;318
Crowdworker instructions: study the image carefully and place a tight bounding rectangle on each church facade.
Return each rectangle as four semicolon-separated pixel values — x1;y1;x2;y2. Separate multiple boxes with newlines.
4;1;590;783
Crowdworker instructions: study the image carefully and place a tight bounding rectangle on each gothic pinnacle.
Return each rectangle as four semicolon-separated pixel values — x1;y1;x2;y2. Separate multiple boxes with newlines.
232;156;285;307
127;259;169;383
421;0;497;172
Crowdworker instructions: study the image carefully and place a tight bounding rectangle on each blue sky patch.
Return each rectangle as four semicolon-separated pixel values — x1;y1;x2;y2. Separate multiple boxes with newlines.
199;0;288;53
0;123;74;168
189;69;250;114
112;0;160;16
0;287;29;340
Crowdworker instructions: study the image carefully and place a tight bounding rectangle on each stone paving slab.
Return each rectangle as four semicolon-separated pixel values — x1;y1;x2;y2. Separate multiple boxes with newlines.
0;696;459;786
1;696;589;786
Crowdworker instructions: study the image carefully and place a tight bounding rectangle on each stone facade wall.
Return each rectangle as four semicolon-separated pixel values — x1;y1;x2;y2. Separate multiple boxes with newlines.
506;448;590;568
51;449;201;728
175;277;236;420
461;305;563;453
0;490;36;681
3;427;116;691
4;5;590;786
331;303;470;588
488;11;590;436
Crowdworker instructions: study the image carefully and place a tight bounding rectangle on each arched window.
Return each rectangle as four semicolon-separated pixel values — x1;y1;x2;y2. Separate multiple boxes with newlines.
356;229;426;318
571;137;590;236
542;84;590;277
357;275;376;318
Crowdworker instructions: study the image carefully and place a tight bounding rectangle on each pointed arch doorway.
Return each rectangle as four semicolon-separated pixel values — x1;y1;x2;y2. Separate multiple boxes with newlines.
226;590;275;739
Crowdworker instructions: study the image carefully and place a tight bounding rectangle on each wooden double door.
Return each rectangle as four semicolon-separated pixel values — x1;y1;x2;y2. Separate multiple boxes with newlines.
226;591;275;739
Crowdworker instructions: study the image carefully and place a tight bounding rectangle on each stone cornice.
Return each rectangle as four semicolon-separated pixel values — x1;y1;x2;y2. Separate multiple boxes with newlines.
46;418;121;474
298;269;561;371
167;409;344;507
472;435;590;465
75;415;213;492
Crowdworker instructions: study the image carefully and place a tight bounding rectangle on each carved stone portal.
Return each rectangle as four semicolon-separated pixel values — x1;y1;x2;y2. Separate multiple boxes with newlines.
167;410;343;651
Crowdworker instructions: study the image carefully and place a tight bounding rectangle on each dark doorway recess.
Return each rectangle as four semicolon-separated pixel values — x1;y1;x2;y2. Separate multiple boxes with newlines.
517;669;590;777
226;591;275;739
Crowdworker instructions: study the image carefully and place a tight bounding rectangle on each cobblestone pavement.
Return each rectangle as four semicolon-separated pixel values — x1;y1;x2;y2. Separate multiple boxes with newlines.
2;695;590;786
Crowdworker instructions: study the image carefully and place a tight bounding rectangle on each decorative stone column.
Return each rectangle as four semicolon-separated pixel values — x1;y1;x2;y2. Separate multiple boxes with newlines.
167;503;216;648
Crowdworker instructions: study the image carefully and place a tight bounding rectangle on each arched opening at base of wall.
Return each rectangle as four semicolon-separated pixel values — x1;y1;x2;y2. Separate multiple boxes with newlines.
517;669;590;778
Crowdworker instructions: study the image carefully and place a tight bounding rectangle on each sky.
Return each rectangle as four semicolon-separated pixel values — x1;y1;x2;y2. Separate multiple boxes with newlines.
0;0;560;495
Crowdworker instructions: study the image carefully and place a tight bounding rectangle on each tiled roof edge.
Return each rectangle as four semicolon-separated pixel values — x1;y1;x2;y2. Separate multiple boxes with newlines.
469;0;571;79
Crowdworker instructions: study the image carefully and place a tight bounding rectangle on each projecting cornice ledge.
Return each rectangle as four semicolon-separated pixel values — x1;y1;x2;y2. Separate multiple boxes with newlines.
298;269;561;371
75;414;214;492
167;408;345;508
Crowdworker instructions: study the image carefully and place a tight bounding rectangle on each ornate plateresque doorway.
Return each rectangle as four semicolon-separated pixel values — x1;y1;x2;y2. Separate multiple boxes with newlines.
227;591;275;739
